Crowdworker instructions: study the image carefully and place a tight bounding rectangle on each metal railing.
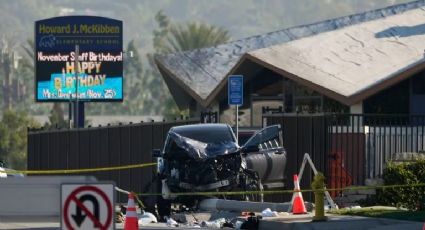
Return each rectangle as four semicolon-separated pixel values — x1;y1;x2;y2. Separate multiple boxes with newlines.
263;113;425;197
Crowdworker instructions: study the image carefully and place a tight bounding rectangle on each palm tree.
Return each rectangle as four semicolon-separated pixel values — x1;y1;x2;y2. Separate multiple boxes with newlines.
23;39;67;127
164;22;230;53
153;11;231;54
151;11;231;118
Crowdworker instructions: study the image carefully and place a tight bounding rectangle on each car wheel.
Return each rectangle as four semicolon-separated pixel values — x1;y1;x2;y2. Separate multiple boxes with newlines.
157;177;172;221
142;174;171;221
242;170;264;202
141;174;159;216
157;194;171;221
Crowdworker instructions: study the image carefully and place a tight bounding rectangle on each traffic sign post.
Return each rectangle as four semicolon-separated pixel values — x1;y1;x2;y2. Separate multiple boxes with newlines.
228;75;244;144
61;183;115;230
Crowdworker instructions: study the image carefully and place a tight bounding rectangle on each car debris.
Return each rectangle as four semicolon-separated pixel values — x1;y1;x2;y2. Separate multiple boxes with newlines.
115;210;125;223
198;198;292;213
165;216;179;227
239;215;262;229
138;211;158;226
261;208;278;217
201;217;226;228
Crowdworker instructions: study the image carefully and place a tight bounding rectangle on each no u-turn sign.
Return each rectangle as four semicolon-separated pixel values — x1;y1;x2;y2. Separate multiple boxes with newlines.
61;183;115;230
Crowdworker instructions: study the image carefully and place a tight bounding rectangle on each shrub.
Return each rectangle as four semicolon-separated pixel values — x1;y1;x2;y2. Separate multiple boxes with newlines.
377;160;425;210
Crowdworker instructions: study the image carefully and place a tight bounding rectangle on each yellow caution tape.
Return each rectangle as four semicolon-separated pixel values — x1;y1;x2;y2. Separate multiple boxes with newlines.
5;163;424;198
135;182;425;197
2;162;157;175
133;191;146;209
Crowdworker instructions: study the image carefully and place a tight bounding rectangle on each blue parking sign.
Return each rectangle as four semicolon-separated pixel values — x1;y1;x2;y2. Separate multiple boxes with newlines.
228;75;243;106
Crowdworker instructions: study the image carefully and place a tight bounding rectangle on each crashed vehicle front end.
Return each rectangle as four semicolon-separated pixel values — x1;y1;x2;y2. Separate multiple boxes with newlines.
148;123;285;218
165;152;242;192
160;130;244;195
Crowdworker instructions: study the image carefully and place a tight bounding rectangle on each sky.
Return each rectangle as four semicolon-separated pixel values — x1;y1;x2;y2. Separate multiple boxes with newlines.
0;0;412;54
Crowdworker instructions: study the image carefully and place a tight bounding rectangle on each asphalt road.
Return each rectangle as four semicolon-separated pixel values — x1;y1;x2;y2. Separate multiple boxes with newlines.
1;214;423;229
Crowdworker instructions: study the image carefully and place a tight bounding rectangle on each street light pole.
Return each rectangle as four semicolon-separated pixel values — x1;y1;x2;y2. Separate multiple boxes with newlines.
1;48;11;111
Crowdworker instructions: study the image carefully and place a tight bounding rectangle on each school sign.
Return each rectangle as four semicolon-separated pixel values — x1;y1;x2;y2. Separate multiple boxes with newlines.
35;16;123;102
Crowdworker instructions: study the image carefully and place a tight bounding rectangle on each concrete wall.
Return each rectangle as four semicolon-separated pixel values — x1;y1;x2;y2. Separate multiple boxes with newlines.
0;176;97;216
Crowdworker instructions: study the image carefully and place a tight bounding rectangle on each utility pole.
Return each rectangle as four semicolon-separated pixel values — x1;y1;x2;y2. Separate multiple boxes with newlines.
1;46;19;111
72;45;84;128
2;51;11;111
74;45;79;128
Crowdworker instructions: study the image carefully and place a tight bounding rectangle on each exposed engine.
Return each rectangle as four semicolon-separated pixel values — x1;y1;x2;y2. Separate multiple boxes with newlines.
165;153;242;192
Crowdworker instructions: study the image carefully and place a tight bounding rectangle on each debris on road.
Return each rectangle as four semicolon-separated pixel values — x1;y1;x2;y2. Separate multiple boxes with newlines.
201;217;226;228
116;210;125;223
165;216;179;227
261;208;278;217
239;215;262;229
138;211;158;226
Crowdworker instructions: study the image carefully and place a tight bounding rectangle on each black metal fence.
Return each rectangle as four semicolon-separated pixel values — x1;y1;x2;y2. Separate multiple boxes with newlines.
263;114;327;201
200;111;219;123
29;112;425;203
27;119;199;203
263;113;425;198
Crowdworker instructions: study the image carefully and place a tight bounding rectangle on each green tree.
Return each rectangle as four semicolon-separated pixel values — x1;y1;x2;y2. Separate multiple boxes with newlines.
20;39;59;116
120;40;157;115
150;10;231;118
165;22;230;53
0;110;40;169
47;103;68;128
86;40;154;115
153;10;230;53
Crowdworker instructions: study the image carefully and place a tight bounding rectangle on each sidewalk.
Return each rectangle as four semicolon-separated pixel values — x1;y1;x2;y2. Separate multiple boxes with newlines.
259;213;424;230
0;216;59;229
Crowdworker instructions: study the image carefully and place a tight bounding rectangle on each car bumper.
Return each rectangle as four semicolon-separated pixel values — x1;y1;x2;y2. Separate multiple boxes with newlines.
178;179;231;191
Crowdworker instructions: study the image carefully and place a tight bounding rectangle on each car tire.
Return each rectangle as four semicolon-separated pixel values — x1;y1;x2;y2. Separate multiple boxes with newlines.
142;174;171;221
157;193;171;221
156;177;172;221
243;170;264;202
141;174;159;217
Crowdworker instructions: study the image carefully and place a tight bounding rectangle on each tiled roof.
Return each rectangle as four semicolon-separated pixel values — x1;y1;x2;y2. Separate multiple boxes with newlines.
155;0;425;107
245;6;425;105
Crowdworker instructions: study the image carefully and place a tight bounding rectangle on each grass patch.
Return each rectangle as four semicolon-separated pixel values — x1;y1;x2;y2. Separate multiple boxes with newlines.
330;207;425;222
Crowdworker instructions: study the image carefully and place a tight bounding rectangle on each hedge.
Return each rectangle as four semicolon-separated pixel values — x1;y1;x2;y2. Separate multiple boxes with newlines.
377;160;425;210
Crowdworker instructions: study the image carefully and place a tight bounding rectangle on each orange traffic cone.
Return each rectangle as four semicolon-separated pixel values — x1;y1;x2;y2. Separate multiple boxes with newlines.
291;174;307;214
124;192;139;230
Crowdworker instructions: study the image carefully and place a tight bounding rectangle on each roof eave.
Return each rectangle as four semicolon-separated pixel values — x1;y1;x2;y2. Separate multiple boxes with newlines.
348;59;425;105
154;57;210;108
211;53;353;106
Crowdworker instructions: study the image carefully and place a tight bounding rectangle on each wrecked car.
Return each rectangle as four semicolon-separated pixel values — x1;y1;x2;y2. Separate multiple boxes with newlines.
146;123;286;217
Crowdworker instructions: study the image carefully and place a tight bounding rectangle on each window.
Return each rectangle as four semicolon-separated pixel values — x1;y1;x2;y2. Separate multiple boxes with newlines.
251;99;283;127
243;125;282;150
412;72;425;95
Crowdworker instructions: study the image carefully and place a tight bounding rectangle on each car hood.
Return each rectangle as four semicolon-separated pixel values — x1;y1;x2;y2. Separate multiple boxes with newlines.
166;131;240;161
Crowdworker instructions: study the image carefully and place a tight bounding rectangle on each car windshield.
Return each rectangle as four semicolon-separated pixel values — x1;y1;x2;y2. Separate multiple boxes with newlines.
175;127;235;143
243;125;281;150
166;131;239;160
164;125;239;160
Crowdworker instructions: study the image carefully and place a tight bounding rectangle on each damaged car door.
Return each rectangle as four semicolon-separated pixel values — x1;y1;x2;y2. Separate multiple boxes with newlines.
242;125;286;189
